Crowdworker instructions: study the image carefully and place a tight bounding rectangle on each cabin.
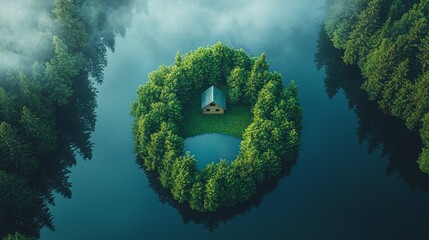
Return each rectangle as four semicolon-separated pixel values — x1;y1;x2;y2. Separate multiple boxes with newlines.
201;85;226;114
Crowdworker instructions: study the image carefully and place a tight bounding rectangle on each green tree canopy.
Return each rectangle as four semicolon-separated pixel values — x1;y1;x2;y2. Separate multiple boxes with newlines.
325;0;429;174
131;43;302;212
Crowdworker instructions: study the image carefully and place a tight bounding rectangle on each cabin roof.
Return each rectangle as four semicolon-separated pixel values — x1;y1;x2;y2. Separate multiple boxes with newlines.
201;85;226;110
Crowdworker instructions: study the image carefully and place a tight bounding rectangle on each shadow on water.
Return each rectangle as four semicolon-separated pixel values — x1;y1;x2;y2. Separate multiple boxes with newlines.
315;27;429;192
141;155;298;231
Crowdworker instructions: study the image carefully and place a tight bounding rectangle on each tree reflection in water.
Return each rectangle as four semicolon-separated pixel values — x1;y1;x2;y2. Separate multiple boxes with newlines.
141;156;297;231
0;0;144;238
315;28;429;192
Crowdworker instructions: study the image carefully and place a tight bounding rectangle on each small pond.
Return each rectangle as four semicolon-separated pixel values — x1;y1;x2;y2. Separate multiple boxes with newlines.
183;134;241;170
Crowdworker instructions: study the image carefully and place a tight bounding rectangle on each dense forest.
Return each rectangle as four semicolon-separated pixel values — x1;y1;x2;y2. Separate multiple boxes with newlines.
0;0;135;238
323;0;429;173
316;28;429;192
131;43;302;212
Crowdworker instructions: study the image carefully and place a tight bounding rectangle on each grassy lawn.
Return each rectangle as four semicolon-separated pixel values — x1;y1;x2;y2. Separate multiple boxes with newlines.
180;86;253;138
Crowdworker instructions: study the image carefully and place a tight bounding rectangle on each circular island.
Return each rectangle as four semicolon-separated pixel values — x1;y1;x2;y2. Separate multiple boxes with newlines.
131;42;302;212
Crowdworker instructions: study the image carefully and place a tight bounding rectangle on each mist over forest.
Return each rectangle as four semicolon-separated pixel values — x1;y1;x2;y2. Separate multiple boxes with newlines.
0;0;147;238
0;1;53;71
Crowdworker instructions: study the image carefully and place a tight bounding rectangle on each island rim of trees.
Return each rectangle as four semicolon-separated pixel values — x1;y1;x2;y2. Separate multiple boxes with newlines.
131;42;302;212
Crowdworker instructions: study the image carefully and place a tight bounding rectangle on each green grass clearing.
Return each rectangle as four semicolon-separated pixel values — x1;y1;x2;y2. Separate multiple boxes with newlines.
180;86;252;138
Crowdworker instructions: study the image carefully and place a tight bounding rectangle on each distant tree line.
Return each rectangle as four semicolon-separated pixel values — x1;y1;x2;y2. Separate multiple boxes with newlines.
0;0;135;238
324;0;429;173
131;43;302;212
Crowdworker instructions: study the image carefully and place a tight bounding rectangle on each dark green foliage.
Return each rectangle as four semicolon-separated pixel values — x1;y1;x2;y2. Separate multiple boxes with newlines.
171;152;197;203
227;67;248;103
343;0;384;65
245;53;270;105
131;43;302;212
43;36;80;106
325;0;429;174
3;232;34;240
0;0;133;238
53;0;88;52
316;29;429;192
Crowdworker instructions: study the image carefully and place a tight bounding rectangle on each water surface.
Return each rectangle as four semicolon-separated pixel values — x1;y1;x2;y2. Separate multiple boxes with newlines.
184;134;241;169
41;0;429;239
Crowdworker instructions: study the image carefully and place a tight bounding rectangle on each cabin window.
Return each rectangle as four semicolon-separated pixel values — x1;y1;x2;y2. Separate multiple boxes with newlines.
210;102;216;106
206;109;210;112
216;109;220;112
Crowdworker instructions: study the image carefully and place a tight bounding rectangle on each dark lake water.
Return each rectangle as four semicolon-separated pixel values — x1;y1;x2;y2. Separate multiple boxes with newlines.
40;0;429;239
184;134;241;170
